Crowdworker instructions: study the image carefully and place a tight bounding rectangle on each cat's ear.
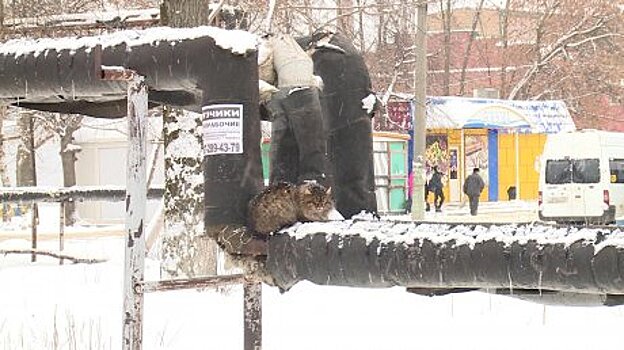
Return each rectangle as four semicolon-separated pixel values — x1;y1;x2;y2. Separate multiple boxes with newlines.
304;186;312;195
326;187;332;195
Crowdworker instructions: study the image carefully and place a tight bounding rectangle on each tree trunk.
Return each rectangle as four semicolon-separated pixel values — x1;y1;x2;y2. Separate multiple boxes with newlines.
16;111;36;188
159;0;220;278
459;0;485;96
0;105;10;222
499;0;511;98
442;0;452;96
356;0;365;52
160;106;216;277
0;106;9;187
336;0;354;34
160;0;213;27
377;5;384;49
0;0;4;28
59;118;80;225
160;0;246;29
16;110;38;243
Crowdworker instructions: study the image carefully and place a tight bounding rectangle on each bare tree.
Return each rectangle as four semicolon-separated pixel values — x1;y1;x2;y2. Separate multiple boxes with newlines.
497;0;513;98
159;0;230;278
15;111;37;188
0;106;10;189
458;0;485;96
35;113;83;225
506;0;621;101
0;106;11;222
440;0;452;95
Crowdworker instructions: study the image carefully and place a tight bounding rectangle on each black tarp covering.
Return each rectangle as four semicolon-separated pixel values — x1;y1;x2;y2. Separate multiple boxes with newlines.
297;32;377;218
202;44;264;225
267;87;327;184
266;220;624;296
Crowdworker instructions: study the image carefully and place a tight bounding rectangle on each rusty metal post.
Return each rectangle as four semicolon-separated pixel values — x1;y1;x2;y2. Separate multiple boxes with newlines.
30;203;37;262
29;112;39;262
99;67;148;350
243;281;262;350
59;201;65;265
410;1;428;221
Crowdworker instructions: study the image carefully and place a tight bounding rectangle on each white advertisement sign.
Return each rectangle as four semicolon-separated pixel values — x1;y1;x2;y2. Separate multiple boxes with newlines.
202;104;244;155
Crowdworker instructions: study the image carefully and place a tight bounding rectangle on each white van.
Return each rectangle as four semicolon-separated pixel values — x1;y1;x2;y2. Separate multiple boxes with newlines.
538;130;624;224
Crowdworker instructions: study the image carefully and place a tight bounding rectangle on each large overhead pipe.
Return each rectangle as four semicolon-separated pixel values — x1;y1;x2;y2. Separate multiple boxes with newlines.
0;27;257;117
0;26;264;226
266;220;624;297
200;34;264;225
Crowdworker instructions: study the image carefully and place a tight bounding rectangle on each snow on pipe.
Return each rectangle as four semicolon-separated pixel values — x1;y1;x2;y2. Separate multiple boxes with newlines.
266;219;624;295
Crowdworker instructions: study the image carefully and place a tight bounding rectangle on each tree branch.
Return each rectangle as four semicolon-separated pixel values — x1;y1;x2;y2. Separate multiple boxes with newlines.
508;14;615;99
0;249;106;264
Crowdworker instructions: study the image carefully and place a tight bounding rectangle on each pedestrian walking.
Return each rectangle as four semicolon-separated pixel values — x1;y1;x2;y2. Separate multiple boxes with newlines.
463;168;485;216
429;166;445;212
424;179;431;212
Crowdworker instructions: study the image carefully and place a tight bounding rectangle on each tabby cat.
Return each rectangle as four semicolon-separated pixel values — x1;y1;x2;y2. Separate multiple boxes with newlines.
247;182;334;237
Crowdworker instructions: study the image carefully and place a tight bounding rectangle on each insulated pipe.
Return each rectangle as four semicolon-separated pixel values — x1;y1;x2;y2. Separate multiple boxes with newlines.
0;27;263;225
202;40;264;225
0;40;192;101
266;220;624;295
0;27;257;117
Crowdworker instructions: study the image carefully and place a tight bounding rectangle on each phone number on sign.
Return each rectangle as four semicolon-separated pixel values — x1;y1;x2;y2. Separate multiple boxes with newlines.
206;142;241;154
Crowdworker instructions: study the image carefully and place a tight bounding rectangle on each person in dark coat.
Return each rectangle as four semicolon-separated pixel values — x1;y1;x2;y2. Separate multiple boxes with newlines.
296;31;378;218
463;168;485;216
429;166;445;212
424;179;431;212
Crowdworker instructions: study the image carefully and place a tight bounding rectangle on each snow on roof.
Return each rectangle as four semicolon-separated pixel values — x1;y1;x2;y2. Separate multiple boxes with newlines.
425;96;576;133
0;26;257;58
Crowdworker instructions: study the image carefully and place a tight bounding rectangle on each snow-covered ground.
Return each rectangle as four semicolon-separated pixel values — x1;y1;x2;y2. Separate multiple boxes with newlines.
2;201;624;350
391;199;539;223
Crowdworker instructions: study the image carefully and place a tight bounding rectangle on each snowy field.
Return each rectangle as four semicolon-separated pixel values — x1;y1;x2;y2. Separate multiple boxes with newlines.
2;204;624;350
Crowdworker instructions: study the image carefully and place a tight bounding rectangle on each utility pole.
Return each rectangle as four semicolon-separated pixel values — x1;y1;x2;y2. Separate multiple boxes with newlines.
411;1;427;221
